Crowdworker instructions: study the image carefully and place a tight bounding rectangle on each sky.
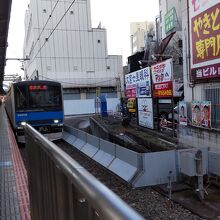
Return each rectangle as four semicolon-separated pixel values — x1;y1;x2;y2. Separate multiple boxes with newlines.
5;0;159;77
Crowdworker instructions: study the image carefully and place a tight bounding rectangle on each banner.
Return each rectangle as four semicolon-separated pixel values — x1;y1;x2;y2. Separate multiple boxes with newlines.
192;101;201;127
125;84;136;98
190;1;220;81
125;67;151;98
201;101;211;128
179;101;187;126
191;101;211;128
137;98;154;129
152;59;173;98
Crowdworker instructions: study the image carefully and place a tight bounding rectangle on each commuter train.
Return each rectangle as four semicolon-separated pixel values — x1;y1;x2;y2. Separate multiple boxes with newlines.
5;80;64;143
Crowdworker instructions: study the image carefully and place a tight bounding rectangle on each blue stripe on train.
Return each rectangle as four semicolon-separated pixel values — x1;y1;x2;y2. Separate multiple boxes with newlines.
15;111;64;126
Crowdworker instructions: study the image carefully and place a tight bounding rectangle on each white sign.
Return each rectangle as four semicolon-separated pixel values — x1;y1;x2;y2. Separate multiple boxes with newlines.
137;98;154;129
125;67;151;98
151;59;173;84
179;101;187;126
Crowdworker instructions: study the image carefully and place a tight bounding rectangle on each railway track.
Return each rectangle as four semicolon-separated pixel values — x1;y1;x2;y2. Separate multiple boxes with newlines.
52;139;203;220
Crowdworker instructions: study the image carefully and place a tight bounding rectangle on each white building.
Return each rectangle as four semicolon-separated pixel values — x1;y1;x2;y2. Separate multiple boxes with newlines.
23;0;123;114
130;21;154;54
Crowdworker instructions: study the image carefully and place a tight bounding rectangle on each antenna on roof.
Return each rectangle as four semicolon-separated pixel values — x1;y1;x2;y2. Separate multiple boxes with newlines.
97;22;101;29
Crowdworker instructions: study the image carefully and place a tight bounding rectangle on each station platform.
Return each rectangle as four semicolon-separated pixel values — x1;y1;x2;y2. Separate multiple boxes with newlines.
0;105;30;219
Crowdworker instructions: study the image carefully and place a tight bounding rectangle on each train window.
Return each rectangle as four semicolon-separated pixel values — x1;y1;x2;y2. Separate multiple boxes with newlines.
29;85;61;109
15;85;27;110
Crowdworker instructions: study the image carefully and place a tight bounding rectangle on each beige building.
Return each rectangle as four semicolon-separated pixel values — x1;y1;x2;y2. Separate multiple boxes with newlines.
130;21;154;54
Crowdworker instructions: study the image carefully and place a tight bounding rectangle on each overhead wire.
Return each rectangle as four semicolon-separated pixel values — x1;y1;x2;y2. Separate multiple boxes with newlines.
28;0;77;66
29;0;60;57
38;74;118;87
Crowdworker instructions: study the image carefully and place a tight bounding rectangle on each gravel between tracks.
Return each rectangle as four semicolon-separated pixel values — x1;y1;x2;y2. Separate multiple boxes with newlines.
54;139;204;220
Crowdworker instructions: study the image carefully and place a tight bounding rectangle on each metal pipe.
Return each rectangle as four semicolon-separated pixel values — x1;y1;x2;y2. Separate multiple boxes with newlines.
25;124;145;220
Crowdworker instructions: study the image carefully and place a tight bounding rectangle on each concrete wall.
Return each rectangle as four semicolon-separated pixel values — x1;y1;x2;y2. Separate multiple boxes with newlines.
64;98;120;115
178;125;220;150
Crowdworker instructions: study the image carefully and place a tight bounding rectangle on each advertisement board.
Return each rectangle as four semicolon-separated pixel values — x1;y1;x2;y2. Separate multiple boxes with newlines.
125;84;136;98
192;101;201;127
179;101;187;126
190;1;220;81
191;101;211;128
201;101;211;128
151;59;173;98
125;67;151;98
137;98;154;129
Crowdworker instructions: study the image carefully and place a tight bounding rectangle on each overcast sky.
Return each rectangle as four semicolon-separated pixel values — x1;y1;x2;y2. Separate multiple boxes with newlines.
5;0;159;77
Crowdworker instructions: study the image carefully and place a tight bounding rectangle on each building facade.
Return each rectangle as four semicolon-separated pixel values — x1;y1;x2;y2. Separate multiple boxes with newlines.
182;0;220;128
158;0;182;40
130;21;154;54
23;0;123;114
158;0;183;81
175;0;220;150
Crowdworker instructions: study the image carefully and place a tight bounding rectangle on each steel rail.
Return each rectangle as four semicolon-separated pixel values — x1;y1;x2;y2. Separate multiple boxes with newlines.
25;124;145;220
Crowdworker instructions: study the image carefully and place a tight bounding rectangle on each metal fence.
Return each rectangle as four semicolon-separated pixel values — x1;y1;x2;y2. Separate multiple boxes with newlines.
25;124;144;220
205;87;220;129
209;104;220;128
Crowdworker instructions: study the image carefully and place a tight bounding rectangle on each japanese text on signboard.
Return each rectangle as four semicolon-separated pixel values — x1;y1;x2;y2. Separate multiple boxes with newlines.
165;7;176;34
125;67;150;85
192;3;220;64
190;1;220;81
151;59;173;98
125;67;151;98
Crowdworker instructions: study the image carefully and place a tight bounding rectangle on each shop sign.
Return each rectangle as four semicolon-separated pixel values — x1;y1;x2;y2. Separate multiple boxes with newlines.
151;59;173;98
165;7;176;34
190;1;220;81
125;67;151;98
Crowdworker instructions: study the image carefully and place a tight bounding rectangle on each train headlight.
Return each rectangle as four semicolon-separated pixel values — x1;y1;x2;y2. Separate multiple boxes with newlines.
54;119;59;124
21;121;27;126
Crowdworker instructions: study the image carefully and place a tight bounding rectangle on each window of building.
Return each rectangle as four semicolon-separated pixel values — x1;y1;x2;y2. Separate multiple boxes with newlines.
204;87;220;128
43;9;47;13
97;40;101;43
70;11;74;15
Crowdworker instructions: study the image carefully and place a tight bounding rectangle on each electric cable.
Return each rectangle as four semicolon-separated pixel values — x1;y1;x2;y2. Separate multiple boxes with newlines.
28;0;76;66
29;0;60;57
37;74;118;87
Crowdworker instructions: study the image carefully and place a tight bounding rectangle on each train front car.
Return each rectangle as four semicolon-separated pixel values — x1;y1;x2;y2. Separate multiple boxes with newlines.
14;81;64;143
